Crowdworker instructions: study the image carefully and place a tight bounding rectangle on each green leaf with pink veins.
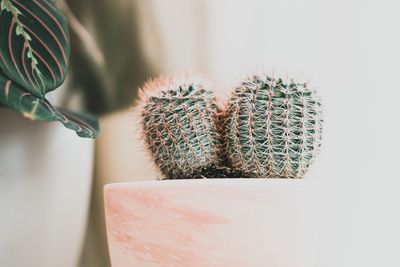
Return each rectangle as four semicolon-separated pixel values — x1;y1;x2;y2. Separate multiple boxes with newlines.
0;0;70;97
0;69;99;138
0;0;99;138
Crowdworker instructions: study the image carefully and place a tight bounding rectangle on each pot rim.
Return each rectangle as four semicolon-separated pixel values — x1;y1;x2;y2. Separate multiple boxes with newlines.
104;178;308;190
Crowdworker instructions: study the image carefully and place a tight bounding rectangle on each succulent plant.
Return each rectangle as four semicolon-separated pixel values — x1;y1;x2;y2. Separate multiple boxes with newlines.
223;74;323;178
138;74;222;179
0;0;98;138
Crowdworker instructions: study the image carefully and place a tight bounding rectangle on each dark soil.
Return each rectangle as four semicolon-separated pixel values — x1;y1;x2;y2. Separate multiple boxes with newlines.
179;166;253;179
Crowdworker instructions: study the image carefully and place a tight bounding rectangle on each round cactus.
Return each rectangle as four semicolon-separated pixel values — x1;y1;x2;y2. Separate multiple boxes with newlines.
138;74;222;179
223;74;323;178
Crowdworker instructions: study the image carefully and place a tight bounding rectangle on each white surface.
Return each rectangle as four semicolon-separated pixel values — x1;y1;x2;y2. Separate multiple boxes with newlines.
0;108;94;267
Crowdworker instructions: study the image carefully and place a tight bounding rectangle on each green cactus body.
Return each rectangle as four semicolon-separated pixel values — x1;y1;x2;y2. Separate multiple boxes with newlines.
224;74;323;178
139;75;221;179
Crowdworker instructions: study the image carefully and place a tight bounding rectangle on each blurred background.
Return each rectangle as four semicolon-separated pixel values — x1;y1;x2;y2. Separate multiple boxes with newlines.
1;0;400;266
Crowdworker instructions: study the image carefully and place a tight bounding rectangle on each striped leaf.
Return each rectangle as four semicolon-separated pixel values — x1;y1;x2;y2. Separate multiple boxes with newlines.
0;70;99;138
0;0;70;97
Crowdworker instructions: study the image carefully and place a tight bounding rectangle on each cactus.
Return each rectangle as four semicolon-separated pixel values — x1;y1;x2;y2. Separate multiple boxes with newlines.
223;74;323;178
138;74;222;179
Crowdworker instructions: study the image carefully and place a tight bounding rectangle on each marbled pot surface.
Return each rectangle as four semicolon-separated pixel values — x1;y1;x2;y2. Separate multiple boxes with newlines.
104;179;316;267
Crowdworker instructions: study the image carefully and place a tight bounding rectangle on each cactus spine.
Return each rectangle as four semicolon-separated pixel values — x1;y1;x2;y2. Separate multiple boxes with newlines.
223;74;323;178
139;74;221;179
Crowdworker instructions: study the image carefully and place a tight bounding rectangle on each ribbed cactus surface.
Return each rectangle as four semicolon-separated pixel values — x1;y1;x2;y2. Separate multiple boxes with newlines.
139;75;221;179
223;74;323;178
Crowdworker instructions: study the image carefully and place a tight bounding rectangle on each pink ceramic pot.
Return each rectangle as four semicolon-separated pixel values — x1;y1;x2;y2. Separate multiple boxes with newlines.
104;179;316;267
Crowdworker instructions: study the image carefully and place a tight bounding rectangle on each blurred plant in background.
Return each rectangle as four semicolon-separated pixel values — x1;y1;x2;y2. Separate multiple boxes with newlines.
63;0;154;115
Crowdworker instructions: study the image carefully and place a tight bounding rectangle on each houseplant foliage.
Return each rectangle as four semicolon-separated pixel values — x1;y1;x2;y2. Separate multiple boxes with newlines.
0;0;98;138
138;73;323;179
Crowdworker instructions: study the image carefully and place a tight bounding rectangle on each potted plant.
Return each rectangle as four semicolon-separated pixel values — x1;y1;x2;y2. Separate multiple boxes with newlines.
104;73;323;267
0;0;98;266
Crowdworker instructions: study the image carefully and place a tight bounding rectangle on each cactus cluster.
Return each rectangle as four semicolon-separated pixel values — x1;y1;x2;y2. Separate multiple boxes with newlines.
222;74;323;178
138;72;323;179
